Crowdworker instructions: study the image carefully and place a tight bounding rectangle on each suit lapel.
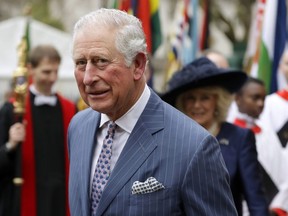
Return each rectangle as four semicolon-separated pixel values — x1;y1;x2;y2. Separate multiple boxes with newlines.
96;91;164;216
79;110;100;213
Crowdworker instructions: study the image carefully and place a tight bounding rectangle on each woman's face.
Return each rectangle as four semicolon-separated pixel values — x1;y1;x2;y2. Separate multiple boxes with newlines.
181;88;218;129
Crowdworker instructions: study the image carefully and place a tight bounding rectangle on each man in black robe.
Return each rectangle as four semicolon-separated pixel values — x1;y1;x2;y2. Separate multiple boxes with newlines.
0;45;76;216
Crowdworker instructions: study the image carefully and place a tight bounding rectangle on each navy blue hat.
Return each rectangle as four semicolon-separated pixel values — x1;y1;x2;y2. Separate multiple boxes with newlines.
162;57;247;105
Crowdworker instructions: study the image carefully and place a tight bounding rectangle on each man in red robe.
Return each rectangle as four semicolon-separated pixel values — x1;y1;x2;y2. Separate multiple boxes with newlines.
0;45;76;216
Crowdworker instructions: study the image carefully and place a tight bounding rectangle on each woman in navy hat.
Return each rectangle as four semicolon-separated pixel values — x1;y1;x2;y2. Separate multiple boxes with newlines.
162;57;269;216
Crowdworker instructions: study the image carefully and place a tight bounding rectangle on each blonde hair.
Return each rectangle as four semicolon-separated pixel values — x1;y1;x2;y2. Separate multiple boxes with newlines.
176;86;233;124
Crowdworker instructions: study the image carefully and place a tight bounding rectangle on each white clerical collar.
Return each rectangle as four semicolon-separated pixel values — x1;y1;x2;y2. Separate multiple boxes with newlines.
236;112;256;127
30;85;57;106
100;84;151;133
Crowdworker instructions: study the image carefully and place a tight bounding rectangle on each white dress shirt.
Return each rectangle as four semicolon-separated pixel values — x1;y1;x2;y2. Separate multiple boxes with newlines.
90;85;151;190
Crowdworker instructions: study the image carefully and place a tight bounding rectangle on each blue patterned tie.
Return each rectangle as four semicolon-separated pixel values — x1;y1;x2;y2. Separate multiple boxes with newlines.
91;121;117;215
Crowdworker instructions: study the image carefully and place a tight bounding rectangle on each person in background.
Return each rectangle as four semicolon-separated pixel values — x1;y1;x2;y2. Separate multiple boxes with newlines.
203;49;230;68
0;44;76;216
68;8;237;216
258;50;288;215
162;57;269;216
227;77;266;129
227;77;288;216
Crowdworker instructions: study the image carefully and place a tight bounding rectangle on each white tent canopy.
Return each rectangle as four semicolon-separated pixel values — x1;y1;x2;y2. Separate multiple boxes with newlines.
0;16;74;78
0;17;80;103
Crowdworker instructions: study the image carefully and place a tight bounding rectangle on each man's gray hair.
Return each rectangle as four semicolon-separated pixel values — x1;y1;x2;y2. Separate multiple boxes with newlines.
73;8;147;66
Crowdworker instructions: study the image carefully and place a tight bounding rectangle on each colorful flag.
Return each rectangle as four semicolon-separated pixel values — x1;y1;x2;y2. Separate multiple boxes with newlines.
165;0;199;83
118;0;162;55
243;0;265;74
119;0;132;13
116;0;162;89
165;0;187;83
183;0;195;65
252;0;287;93
149;0;162;54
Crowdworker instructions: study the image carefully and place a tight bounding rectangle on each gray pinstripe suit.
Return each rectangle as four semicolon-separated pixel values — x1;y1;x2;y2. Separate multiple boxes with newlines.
68;90;237;216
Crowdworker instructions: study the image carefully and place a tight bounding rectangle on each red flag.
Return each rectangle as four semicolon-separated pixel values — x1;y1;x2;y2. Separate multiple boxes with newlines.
137;0;152;53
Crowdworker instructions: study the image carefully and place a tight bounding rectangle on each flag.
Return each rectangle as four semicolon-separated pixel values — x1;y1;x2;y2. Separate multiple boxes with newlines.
117;0;162;89
119;0;132;13
252;0;287;93
165;0;199;83
136;0;152;53
183;0;195;65
243;1;265;74
118;0;162;55
199;0;210;50
190;0;199;62
165;0;187;83
149;0;162;54
108;0;119;9
270;0;287;92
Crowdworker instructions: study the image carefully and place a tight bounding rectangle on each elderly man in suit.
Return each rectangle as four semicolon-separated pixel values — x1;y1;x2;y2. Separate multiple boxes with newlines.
68;8;237;216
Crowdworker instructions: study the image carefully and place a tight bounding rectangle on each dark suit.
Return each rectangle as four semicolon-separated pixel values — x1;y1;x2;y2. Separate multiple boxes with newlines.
0;102;18;216
68;90;237;215
217;122;269;215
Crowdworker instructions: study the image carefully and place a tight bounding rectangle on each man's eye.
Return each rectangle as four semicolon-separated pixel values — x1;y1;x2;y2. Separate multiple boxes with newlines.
76;60;86;66
75;60;87;70
92;58;109;68
42;70;52;75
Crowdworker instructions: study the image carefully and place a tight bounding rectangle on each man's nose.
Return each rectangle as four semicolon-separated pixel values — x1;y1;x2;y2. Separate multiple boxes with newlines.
83;61;99;85
50;71;58;82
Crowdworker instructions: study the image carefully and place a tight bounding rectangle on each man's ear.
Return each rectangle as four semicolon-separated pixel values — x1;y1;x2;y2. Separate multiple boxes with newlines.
133;52;147;80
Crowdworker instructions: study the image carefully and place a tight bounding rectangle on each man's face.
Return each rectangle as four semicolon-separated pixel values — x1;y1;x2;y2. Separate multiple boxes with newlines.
236;82;266;119
73;26;145;120
29;57;59;95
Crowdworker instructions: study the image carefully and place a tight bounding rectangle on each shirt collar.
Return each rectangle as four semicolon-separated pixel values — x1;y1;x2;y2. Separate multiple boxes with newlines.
236;112;255;125
29;84;56;96
30;85;57;106
100;84;151;133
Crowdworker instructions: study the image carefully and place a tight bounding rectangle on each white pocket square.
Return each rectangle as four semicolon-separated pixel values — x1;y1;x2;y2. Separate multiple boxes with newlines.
219;138;229;145
131;177;165;195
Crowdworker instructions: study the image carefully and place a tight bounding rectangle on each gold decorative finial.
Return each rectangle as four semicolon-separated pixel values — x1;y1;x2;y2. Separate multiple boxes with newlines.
12;37;29;115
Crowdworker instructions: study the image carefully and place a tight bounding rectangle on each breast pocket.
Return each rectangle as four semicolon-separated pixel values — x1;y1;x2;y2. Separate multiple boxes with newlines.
129;187;180;215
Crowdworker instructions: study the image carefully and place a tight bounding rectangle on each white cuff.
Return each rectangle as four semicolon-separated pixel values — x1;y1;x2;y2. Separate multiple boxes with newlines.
5;142;14;152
